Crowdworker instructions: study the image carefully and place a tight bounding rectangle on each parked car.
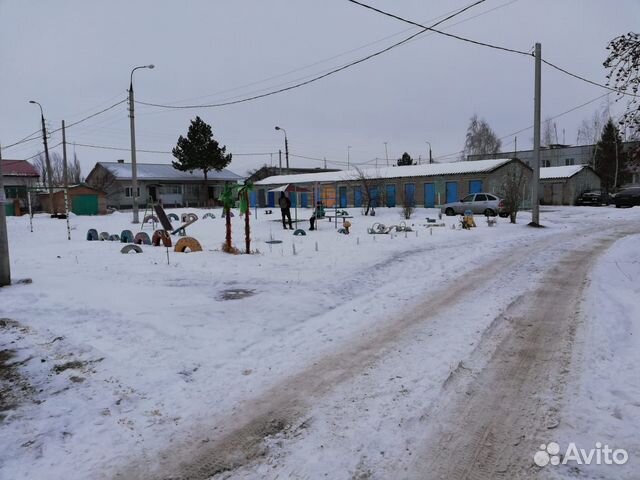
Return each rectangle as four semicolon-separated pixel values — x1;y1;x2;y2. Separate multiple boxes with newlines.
442;193;508;217
613;186;640;208
575;190;608;206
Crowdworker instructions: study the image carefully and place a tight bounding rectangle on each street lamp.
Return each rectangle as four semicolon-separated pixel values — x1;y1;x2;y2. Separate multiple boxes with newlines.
29;100;55;215
383;142;389;166
425;141;433;164
129;64;155;224
347;145;352;170
274;126;289;169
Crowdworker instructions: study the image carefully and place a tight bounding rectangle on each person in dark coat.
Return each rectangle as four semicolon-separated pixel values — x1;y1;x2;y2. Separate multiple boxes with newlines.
279;192;293;229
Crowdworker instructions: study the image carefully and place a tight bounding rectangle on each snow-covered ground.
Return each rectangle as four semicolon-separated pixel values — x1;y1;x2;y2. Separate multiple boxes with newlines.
0;205;639;479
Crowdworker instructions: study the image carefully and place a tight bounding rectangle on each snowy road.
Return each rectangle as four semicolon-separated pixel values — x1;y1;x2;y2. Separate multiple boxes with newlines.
1;207;639;480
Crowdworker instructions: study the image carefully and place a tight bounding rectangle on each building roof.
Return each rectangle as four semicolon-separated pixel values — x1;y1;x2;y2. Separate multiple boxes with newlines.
1;159;39;177
256;159;517;185
98;162;243;182
540;165;589;180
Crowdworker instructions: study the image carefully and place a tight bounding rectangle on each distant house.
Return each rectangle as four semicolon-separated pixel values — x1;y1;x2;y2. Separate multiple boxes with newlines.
85;160;244;209
467;141;640;169
1;159;39;216
38;184;107;215
540;165;601;205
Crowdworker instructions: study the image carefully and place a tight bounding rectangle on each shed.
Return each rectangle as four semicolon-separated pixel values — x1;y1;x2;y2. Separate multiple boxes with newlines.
38;184;107;215
540;165;601;205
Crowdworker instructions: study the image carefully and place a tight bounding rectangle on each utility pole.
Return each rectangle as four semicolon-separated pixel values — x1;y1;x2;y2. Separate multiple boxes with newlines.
30;101;55;215
384;142;389;166
279;149;282;175
347;145;351;170
62;121;71;240
531;42;542;226
284;135;289;169
324;157;327;169
426;141;433;164
0;144;11;286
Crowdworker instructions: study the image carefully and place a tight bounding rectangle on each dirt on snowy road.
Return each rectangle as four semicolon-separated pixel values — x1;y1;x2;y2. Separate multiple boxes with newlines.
116;223;639;480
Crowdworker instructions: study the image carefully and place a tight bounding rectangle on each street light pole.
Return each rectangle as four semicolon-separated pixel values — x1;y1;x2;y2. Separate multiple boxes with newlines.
129;64;154;224
29;100;55;215
275;126;289;169
347;145;352;170
425;141;433;164
384;142;389;166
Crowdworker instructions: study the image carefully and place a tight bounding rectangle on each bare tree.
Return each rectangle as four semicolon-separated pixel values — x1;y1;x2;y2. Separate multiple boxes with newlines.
399;187;415;220
577;107;609;146
462;114;502;159
498;163;528;224
32;153;48;187
542;117;558;147
352;166;383;215
87;167;117;198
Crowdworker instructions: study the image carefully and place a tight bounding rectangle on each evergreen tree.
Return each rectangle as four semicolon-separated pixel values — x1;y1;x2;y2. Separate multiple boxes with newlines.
172;116;232;205
397;152;414;166
595;119;627;192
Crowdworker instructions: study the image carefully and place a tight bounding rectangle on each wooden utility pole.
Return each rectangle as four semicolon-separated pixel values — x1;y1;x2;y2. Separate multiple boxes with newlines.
531;42;542;226
0;145;11;286
62;121;71;240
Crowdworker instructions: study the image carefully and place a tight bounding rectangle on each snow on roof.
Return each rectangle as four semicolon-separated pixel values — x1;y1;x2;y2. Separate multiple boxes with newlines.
1;159;39;177
99;162;244;181
255;158;515;185
540;165;587;180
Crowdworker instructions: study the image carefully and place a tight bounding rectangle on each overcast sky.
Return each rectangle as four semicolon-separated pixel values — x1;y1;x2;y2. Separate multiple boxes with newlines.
1;0;639;177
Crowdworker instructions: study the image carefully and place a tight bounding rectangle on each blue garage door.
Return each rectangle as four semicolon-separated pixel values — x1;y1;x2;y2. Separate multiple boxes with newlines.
370;187;379;207
354;187;362;207
300;193;309;208
339;186;348;208
290;192;297;208
469;180;483;194
424;183;435;207
446;182;458;203
404;183;416;206
249;191;257;207
386;184;396;207
267;191;275;208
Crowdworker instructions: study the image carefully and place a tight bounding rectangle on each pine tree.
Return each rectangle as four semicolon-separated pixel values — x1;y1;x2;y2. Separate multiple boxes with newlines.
397;152;414;166
595;119;627;192
172;117;232;205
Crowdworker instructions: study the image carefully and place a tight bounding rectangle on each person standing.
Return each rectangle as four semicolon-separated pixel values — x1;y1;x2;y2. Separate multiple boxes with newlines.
279;191;293;229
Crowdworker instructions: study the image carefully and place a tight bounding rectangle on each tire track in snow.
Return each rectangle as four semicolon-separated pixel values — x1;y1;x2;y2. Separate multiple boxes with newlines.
115;223;638;480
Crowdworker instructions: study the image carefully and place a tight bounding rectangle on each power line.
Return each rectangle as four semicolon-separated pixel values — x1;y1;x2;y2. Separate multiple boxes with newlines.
72;141;276;157
347;0;638;98
435;92;612;161
134;0;487;110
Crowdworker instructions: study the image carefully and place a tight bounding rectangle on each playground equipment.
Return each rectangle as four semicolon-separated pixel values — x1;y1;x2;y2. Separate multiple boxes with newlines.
120;230;134;243
181;213;198;223
108;234;120;242
134;232;152;245
86;229;99;241
99;232;110;241
367;223;393;234
152;229;172;247
395;221;413;232
203;212;216;219
461;210;476;229
293;229;306;236
154;205;198;236
168;213;179;221
143;215;158;225
174;237;203;253
120;245;143;254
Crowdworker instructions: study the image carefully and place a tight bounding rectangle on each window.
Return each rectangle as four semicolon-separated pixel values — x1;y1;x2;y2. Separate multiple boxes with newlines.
159;185;182;195
486;194;497;201
475;194;488;201
461;194;474;203
565;158;575;166
124;187;140;198
543;160;551;168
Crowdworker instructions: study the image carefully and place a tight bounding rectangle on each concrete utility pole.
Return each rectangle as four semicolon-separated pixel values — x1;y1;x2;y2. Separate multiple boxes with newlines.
0;145;11;286
531;42;542;226
384;142;389;166
129;64;155;224
279;149;282;175
62;121;71;240
425;141;433;164
275;126;289;169
347;145;351;170
29;101;55;215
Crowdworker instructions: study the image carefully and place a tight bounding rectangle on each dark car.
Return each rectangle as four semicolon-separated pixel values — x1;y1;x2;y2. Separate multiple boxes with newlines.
613;186;640;208
575;190;607;206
